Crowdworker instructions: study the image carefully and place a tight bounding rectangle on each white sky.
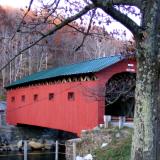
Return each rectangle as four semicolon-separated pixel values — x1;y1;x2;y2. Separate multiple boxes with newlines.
0;0;29;8
0;0;140;40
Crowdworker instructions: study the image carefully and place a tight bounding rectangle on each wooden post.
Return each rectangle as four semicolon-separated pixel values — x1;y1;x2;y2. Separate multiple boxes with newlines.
123;116;126;124
119;116;124;129
73;141;76;160
55;140;58;160
104;115;111;128
0;114;1;127
24;140;27;160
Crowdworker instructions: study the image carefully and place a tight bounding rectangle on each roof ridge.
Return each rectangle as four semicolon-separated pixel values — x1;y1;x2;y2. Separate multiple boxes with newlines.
56;54;122;68
32;54;122;73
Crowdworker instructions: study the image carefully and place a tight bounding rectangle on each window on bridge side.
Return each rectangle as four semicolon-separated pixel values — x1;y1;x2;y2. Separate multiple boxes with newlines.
68;92;75;101
21;95;25;102
49;93;54;100
33;94;38;101
11;96;15;102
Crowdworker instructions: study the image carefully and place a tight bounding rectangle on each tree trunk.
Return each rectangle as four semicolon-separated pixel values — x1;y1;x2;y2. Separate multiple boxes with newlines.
131;52;160;160
131;1;160;159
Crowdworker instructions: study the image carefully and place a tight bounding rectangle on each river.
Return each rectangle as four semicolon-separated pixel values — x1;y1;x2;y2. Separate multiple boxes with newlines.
0;151;65;160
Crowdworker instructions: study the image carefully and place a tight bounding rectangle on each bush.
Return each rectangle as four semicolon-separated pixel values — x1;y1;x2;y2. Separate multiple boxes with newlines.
93;131;132;160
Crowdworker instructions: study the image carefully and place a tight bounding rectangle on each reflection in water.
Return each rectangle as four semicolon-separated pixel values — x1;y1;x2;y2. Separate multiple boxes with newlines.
0;151;65;160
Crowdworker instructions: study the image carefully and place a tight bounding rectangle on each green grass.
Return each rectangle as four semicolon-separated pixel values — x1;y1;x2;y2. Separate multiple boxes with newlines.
93;130;132;160
0;95;6;100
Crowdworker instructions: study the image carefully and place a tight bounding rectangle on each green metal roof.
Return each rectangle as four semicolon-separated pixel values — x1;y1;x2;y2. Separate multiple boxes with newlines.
6;55;123;88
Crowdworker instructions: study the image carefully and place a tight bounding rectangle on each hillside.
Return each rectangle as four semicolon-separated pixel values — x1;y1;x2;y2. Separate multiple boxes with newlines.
0;5;129;96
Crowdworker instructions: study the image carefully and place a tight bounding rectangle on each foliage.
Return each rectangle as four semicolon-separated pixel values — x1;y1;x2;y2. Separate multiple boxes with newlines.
0;95;6;101
93;129;132;160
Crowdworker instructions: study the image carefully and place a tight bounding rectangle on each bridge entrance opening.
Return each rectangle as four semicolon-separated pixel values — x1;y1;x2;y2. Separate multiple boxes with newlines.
105;72;136;121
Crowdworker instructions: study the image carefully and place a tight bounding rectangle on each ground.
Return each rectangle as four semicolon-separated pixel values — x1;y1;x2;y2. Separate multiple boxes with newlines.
94;128;132;160
66;126;132;160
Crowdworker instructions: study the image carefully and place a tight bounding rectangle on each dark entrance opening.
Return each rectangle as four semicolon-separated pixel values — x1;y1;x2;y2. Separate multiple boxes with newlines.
105;72;136;120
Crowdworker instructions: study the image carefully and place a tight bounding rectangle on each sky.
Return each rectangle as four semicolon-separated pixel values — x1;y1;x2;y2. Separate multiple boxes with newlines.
0;0;30;8
0;0;140;40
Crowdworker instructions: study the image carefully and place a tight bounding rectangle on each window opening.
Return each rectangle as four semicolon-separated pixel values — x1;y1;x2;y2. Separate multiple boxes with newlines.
34;94;38;101
21;95;25;102
11;97;15;102
68;92;75;101
49;93;54;100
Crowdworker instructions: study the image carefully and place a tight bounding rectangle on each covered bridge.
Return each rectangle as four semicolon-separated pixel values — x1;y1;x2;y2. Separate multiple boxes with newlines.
5;55;136;136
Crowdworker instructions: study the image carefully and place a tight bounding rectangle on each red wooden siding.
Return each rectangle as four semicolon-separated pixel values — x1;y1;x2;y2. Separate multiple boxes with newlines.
7;81;99;135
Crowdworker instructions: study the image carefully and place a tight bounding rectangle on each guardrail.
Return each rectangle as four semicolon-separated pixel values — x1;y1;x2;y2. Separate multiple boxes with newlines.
0;140;76;160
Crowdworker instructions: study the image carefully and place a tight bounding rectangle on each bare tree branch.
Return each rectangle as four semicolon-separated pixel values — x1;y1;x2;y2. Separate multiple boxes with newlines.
75;9;96;51
91;0;142;9
45;4;95;36
11;0;34;39
0;3;95;72
43;0;61;23
52;21;110;40
107;85;135;105
91;0;142;37
112;0;141;6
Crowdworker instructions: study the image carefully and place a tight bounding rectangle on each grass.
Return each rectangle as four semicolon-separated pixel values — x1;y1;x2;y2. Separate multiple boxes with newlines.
93;129;132;160
0;95;6;101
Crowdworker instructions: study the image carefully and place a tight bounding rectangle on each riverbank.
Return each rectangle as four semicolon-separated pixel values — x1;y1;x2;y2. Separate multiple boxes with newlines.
0;124;76;153
66;127;132;160
0;115;132;160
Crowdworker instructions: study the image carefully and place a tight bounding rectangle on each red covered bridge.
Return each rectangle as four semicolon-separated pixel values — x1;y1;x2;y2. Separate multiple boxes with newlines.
6;55;136;136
